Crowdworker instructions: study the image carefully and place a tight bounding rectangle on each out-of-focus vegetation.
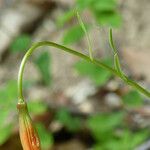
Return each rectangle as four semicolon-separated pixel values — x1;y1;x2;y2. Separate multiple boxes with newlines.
0;0;150;150
74;58;113;86
0;80;53;149
58;0;122;27
88;112;149;150
0;81;17;145
59;0;122;45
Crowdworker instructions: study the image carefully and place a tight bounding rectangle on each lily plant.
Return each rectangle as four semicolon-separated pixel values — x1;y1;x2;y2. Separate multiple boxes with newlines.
17;12;150;150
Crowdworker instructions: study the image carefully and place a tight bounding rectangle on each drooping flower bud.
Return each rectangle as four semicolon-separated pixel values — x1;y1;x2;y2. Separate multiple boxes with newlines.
17;101;41;150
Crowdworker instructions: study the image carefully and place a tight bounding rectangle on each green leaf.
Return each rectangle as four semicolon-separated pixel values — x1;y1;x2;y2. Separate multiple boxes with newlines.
0;80;17;109
119;129;149;149
63;24;90;45
0;111;11;129
76;0;94;9
130;130;149;148
95;11;122;27
93;144;104;150
94;139;125;150
36;123;54;149
76;10;93;60
87;112;124;141
93;129;149;150
34;51;51;85
92;0;117;11
74;58;113;86
57;0;93;26
10;34;31;52
56;108;81;132
57;10;75;27
103;140;125;150
0;125;13;145
77;0;122;27
28;101;48;115
0;81;18;144
122;90;143;107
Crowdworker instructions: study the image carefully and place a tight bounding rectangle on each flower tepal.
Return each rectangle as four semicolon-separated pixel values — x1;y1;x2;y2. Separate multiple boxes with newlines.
17;101;41;150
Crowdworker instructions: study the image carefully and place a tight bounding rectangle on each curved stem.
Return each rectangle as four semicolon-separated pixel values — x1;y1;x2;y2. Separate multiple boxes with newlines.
18;41;150;103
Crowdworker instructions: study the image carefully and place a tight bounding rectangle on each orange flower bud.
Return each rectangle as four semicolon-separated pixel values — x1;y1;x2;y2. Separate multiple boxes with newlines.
17;101;41;150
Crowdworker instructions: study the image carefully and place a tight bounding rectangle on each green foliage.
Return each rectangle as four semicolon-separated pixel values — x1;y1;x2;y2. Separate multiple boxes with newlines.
55;108;81;132
0;81;17;145
59;0;122;27
59;0;122;45
0;124;13;145
36;123;54;149
95;11;122;28
0;107;14;145
93;130;149;150
87;112;124;142
11;35;52;85
34;51;51;85
87;112;149;150
57;10;76;27
119;129;149;150
122;90;143;107
10;34;52;85
76;0;94;9
0;80;17;112
10;34;31;52
91;0;116;11
28;101;48;115
91;0;122;27
76;10;93;60
63;24;89;45
74;58;113;86
0;80;49;145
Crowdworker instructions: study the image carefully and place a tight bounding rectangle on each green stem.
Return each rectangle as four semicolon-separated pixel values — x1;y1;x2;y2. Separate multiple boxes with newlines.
18;41;150;102
109;28;117;54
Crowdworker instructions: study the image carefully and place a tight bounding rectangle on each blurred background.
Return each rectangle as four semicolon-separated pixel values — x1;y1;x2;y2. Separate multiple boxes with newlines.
0;0;150;150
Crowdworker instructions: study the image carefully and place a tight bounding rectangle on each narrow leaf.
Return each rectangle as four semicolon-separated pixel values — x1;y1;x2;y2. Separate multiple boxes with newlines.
76;10;93;60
